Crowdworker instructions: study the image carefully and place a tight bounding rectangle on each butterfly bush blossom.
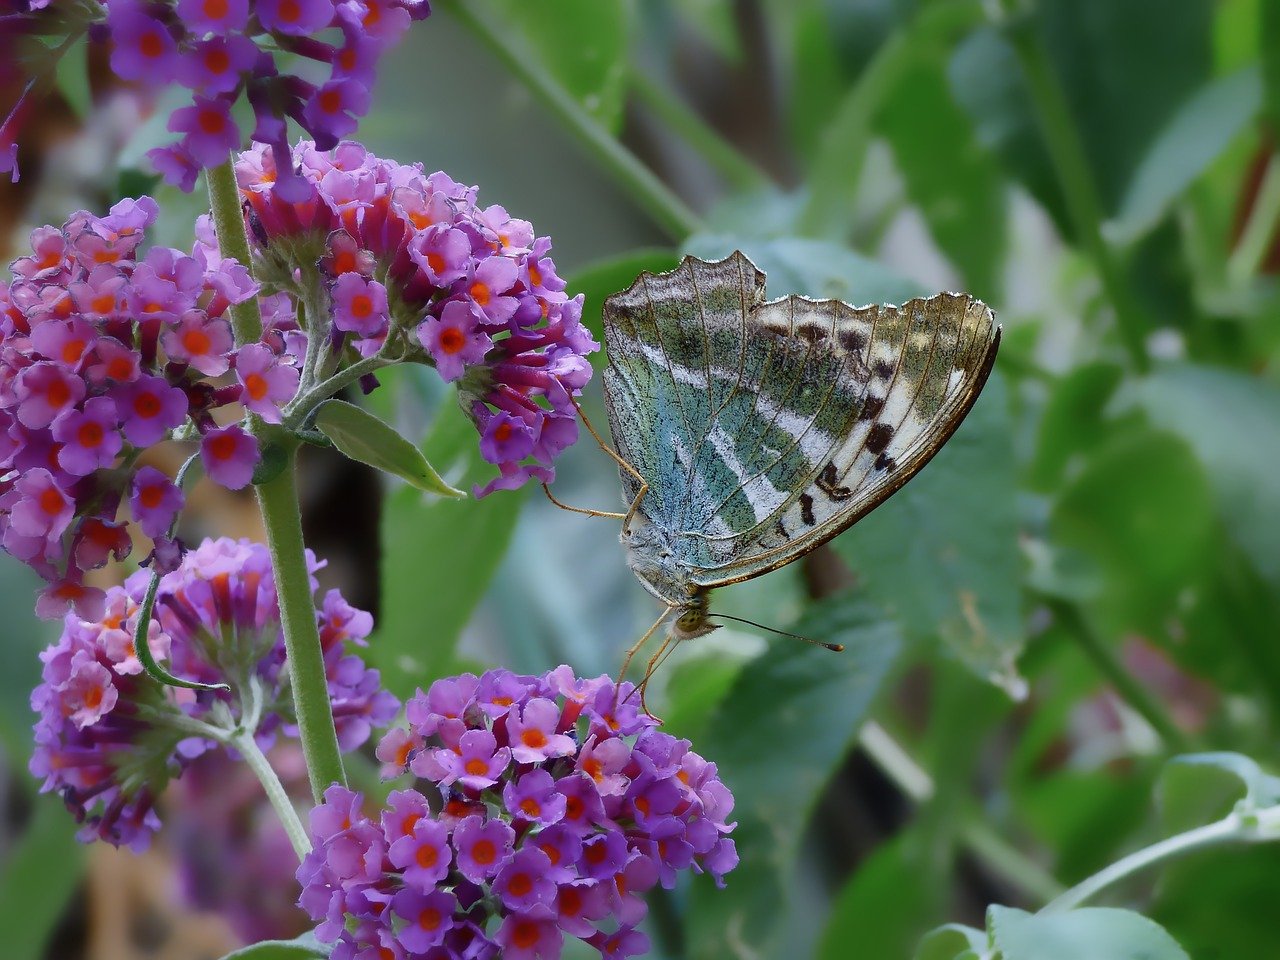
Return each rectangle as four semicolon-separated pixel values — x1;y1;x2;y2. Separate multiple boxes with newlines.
237;140;597;496
0;197;303;617
29;536;398;850
297;667;738;960
0;0;431;191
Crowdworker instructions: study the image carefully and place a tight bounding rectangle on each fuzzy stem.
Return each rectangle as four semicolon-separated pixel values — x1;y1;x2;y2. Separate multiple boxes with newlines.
206;157;263;346
229;729;313;860
1001;18;1150;372
1048;599;1193;753
441;0;702;240
1227;152;1280;283
256;441;347;801
1043;813;1256;912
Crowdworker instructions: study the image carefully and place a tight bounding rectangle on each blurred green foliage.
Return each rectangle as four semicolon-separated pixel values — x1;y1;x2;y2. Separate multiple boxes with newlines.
8;0;1280;957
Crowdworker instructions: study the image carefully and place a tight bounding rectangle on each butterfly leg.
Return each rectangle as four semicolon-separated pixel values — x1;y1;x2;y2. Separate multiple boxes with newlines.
614;605;673;709
540;483;626;520
570;394;651;534
637;633;683;722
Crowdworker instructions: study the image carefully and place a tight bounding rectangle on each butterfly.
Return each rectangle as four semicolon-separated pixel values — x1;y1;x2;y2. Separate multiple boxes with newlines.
600;251;1000;643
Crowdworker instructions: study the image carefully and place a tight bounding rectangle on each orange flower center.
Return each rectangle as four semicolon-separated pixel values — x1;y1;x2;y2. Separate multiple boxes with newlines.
507;873;533;897
62;339;87;364
204;48;230;73
319;89;342;115
511;919;539;949
472;838;497;865
208;432;238;461
521;728;548;750
198;108;226;135
133;392;161;419
182;328;212;355
46;379;71;408
244;372;269;402
139;30;165;59
277;0;301;22
439;327;466;354
469;281;491;306
39;487;64;515
203;0;228;18
350;294;373;319
419;907;443;930
464;757;489;776
77;421;104;449
416;844;438;869
140;484;165;510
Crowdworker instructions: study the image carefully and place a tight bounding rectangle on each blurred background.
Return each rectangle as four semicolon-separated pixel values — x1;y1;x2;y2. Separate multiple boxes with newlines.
2;0;1279;957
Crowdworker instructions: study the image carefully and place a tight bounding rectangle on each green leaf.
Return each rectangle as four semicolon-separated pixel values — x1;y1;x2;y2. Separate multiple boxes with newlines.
1028;362;1124;492
1109;67;1263;244
1159;752;1280;832
916;923;989;960
566;247;680;350
374;398;523;696
218;932;329;960
314;399;464;497
682;233;924;305
834;372;1024;693
485;0;630;132
0;803;85;960
989;906;1191;960
684;599;904;960
53;40;91;119
1050;426;1216;632
1130;364;1280;588
875;47;1007;297
818;832;944;960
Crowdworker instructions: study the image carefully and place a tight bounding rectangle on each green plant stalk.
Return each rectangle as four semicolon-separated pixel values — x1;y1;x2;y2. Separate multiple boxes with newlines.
206;158;264;346
1003;21;1150;373
230;729;312;860
1227;153;1280;283
441;0;701;240
1048;599;1192;753
257;441;348;801
1042;808;1280;912
629;71;773;193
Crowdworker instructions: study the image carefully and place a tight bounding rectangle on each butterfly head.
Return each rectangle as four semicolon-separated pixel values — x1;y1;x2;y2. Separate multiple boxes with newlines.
671;591;720;641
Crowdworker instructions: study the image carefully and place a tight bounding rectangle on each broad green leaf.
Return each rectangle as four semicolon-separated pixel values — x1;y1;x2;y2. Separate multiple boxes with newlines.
1050;426;1216;633
0;803;85;960
314;399;464;497
374;399;523;696
566;247;680;350
1028;362;1124;492
949;1;1213;233
1130;364;1280;587
835;372;1024;693
818;832;944;960
1109;67;1262;244
684;599;904;960
1151;845;1280;958
53;40;91;119
1264;0;1280;129
218;932;329;960
485;0;630;132
1159;752;1280;832
876;47;1007;297
916;924;989;960
990;906;1191;960
682;233;924;305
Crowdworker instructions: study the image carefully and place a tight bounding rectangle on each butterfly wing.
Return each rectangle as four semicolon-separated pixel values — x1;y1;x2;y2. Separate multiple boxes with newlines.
602;252;871;573
601;251;999;588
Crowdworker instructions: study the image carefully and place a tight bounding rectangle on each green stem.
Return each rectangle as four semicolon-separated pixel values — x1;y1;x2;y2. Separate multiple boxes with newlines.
283;352;395;430
1043;813;1251;912
1048;600;1192;753
629;72;773;193
1227;153;1280;283
230;730;313;860
206;157;263;346
858;722;1066;905
1002;19;1150;373
441;0;702;240
256;442;347;801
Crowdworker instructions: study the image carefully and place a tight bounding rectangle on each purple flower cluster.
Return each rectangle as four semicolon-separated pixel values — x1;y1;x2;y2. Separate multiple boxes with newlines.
237;141;598;496
298;667;738;960
28;536;398;850
0;0;430;192
0;197;300;618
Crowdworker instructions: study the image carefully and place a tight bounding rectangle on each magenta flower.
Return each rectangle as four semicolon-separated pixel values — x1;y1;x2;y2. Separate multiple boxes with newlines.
129;467;184;539
418;300;491;382
51;397;122;476
167;97;242;167
15;362;86;429
29;537;397;850
331;272;390;338
120;376;190;447
422;727;510;790
234;343;300;422
161;311;234;376
200;424;260;490
506;697;576;764
299;667;736;960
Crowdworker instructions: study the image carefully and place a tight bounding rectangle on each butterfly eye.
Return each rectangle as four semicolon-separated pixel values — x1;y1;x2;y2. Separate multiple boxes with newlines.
676;610;701;630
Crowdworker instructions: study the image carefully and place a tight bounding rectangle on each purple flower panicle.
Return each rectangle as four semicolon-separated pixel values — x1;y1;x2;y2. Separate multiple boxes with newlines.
0;199;301;615
237;141;598;496
28;537;397;850
300;667;738;960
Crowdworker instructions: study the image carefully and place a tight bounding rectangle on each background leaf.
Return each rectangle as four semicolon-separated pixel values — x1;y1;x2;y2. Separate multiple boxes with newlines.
989;906;1191;960
0;803;85;960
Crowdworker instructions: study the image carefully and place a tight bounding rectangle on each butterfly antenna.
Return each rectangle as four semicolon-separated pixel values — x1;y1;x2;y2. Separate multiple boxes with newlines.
713;612;845;652
540;483;626;520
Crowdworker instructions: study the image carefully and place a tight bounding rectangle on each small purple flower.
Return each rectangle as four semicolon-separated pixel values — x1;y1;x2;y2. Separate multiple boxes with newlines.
463;256;519;324
108;7;181;84
176;0;251;34
121;375;188;447
388;816;452;890
506;697;576;764
129;466;184;538
161;310;234;376
421;728;510;790
492;846;557;914
478;411;537;466
331;273;389;338
168;97;242;168
8;468;73;540
452;815;515;883
527;824;581;884
553;881;609;939
51;398;122;476
590;927;651;960
391;888;457;953
200;424;260;489
502;769;567;826
235;343;299;422
418;301;491;382
15;362;86;429
257;0;337;35
179;35;259;95
579;830;629;881
408;225;471;285
496;913;563;960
